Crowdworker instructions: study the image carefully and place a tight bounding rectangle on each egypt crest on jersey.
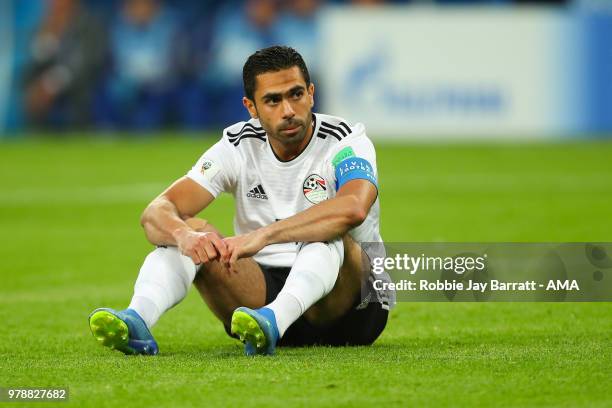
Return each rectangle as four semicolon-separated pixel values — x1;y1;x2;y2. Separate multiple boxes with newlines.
302;174;328;204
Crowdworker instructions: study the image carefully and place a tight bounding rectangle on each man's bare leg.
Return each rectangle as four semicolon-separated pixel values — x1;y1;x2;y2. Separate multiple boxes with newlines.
187;218;374;352
262;234;370;332
186;218;266;326
225;234;372;355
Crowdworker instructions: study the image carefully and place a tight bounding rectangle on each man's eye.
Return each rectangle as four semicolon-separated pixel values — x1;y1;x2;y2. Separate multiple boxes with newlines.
292;91;304;99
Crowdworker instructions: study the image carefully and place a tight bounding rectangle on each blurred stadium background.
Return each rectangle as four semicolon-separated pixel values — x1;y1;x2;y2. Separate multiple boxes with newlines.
1;0;611;137
1;1;611;406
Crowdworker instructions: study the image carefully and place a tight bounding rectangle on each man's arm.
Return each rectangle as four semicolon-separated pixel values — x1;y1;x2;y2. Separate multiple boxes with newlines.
141;176;228;264
223;179;377;266
263;179;376;244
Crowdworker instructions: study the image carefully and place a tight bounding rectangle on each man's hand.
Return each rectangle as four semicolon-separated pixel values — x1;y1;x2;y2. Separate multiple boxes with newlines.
223;230;268;272
174;228;228;265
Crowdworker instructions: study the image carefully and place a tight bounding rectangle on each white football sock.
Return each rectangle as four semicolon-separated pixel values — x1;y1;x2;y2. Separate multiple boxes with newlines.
267;239;344;336
128;246;197;328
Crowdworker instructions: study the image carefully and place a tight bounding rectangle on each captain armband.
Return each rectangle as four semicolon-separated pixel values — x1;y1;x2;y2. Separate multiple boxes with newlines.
334;157;378;190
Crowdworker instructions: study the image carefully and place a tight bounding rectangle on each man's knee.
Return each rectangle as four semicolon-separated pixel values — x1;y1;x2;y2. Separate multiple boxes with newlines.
194;257;258;289
341;234;371;281
193;259;228;285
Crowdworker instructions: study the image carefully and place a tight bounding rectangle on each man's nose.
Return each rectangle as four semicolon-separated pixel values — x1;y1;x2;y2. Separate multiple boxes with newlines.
281;99;295;119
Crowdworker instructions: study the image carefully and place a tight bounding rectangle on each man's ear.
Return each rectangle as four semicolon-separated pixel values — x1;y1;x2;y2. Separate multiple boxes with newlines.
243;97;258;119
308;83;315;108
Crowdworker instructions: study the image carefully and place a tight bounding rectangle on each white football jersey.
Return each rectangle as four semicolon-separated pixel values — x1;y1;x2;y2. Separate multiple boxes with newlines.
187;113;394;308
187;112;382;264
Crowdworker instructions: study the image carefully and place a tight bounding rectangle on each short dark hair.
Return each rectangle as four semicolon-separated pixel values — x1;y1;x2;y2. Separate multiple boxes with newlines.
243;46;311;101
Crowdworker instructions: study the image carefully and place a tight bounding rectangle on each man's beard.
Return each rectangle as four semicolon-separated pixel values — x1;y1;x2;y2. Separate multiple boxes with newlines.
274;112;311;145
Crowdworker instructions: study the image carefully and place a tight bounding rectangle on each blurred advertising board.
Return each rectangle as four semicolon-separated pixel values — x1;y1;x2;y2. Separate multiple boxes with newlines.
319;6;612;139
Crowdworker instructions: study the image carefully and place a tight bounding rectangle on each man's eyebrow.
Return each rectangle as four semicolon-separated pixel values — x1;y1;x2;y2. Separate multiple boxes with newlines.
261;91;281;100
287;85;305;94
261;85;306;100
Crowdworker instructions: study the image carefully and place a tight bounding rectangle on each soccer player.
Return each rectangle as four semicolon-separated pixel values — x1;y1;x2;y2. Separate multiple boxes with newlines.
89;46;394;356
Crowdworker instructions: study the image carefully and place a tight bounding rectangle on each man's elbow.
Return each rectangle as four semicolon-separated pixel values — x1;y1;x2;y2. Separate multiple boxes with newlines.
139;210;156;245
348;207;368;227
140;204;153;229
140;195;169;228
140;200;163;237
139;205;165;246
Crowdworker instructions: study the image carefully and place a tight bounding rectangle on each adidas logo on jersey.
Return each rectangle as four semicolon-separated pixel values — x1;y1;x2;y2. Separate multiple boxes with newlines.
247;184;268;200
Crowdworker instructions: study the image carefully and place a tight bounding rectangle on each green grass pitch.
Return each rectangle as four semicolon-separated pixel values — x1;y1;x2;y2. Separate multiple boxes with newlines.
0;136;611;407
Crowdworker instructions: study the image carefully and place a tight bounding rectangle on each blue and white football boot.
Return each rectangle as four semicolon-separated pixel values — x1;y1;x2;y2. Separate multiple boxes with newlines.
231;307;279;356
88;308;158;355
